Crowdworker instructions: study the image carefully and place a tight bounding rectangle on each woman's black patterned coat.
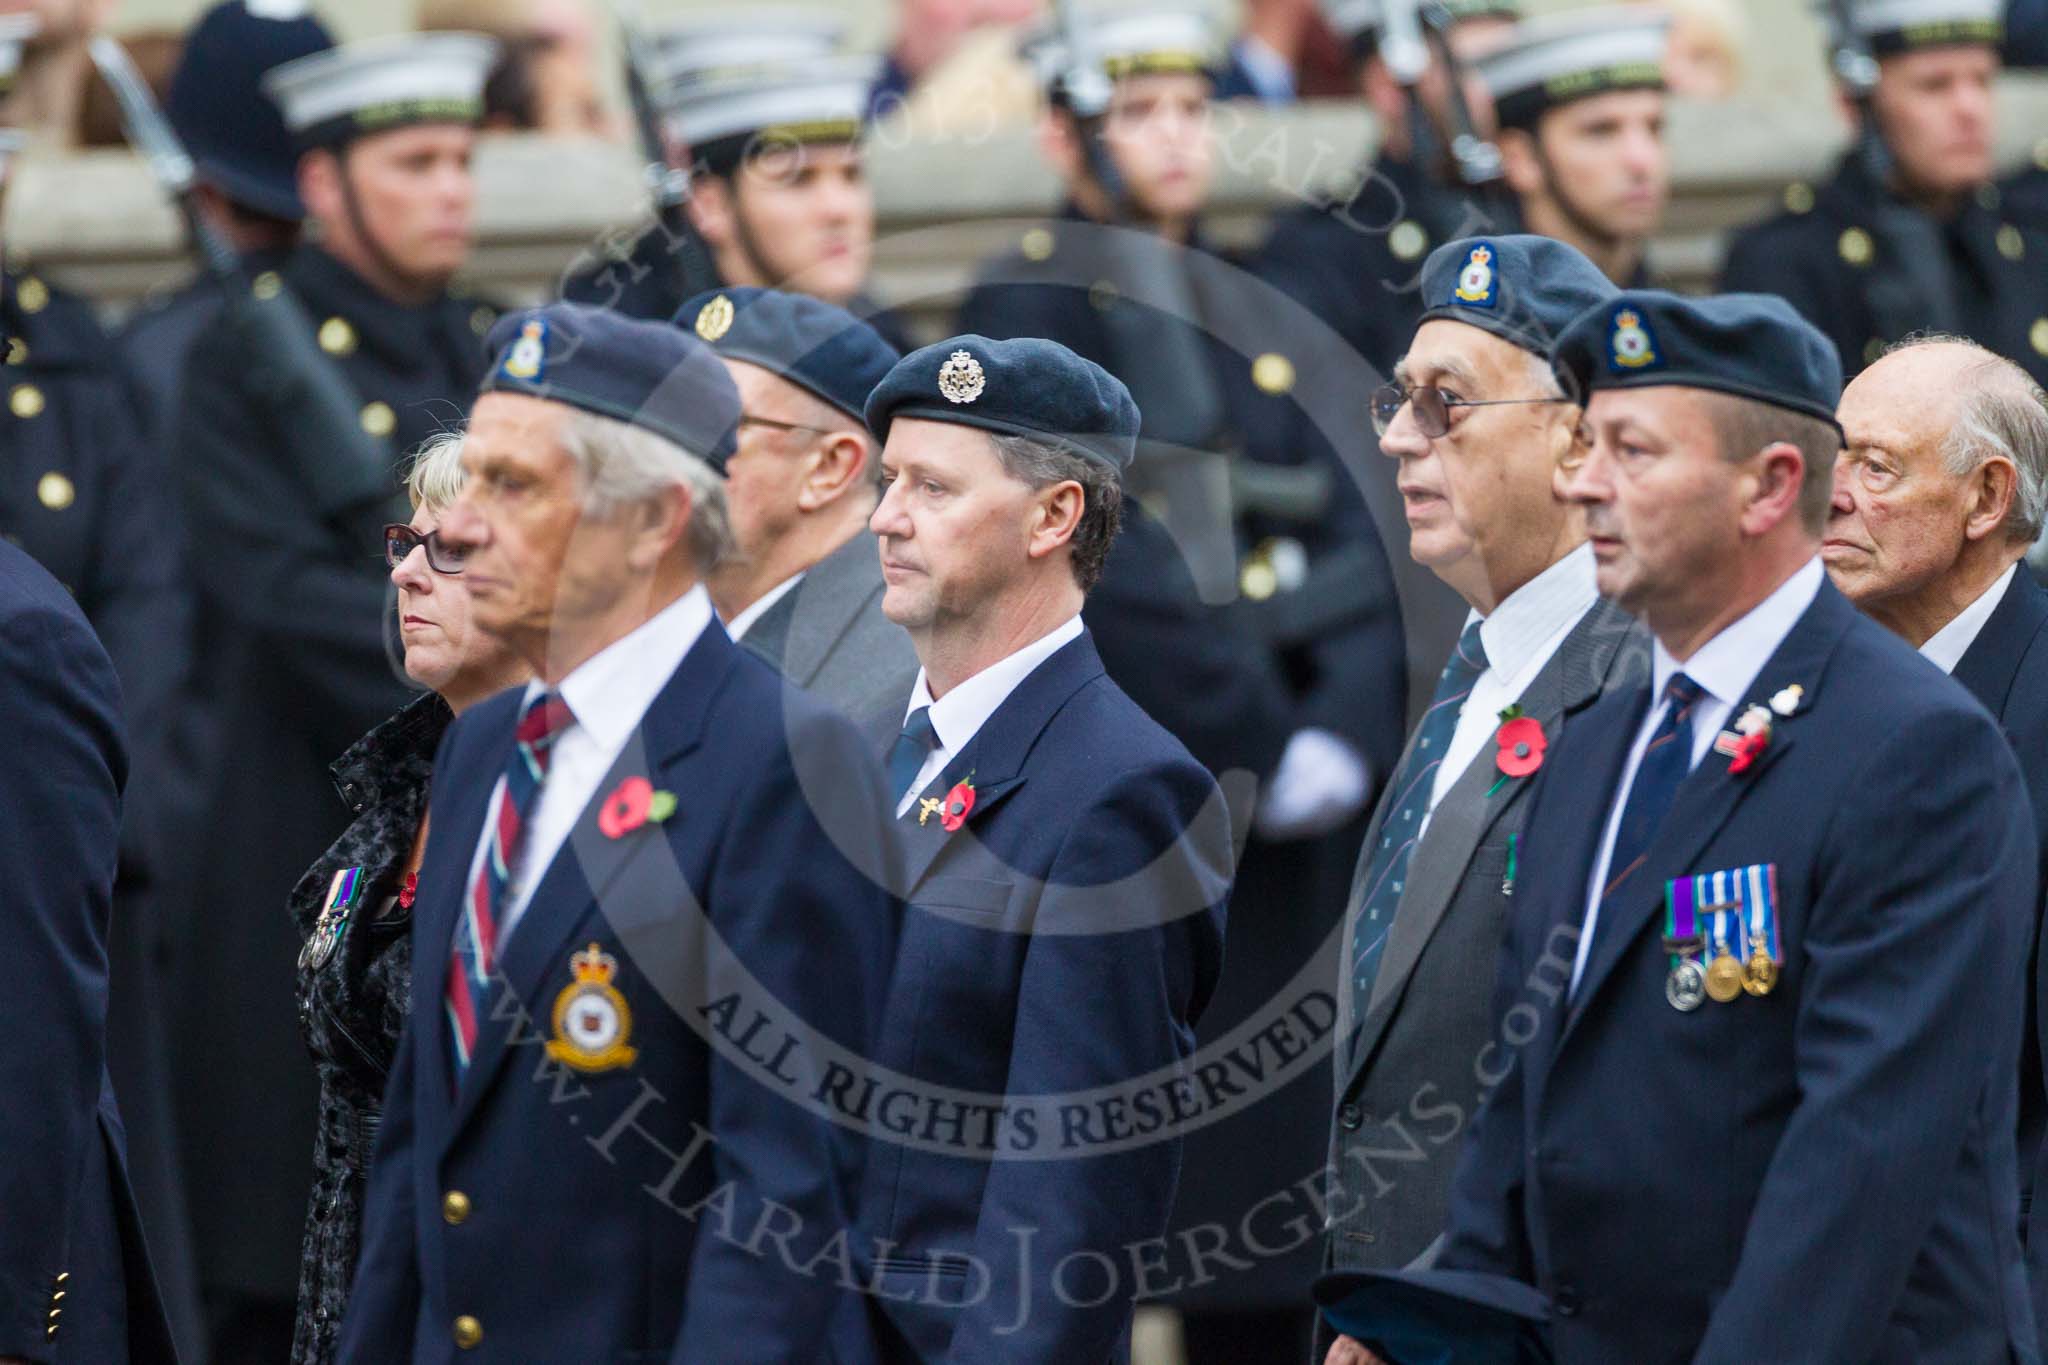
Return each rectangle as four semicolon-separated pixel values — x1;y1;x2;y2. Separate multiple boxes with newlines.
286;693;449;1365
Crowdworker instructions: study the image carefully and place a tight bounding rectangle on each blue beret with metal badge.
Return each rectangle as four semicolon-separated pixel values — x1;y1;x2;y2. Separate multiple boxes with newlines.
1419;233;1620;357
677;287;899;426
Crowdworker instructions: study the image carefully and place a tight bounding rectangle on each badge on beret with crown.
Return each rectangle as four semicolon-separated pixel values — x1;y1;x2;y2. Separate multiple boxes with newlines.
545;942;638;1073
1453;242;1498;308
694;294;734;342
1609;308;1660;372
502;318;547;381
938;349;986;404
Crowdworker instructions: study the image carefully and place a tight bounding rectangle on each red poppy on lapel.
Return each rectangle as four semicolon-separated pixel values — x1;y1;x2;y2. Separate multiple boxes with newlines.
940;778;976;832
1494;714;1547;779
598;776;678;839
1727;728;1769;775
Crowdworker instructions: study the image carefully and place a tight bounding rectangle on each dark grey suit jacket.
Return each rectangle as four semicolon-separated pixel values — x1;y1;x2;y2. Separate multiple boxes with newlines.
1321;595;1646;1282
738;529;920;739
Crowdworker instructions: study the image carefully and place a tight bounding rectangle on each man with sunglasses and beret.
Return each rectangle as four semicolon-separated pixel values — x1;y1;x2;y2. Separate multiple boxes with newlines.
1324;291;2039;1363
677;287;918;733
1320;235;1645;1365
342;302;899;1363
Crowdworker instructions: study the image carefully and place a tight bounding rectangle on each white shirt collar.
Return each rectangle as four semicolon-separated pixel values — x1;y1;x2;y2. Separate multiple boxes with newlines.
1919;563;2018;675
723;570;805;643
1651;556;1825;711
528;585;714;752
904;614;1085;753
1475;543;1599;685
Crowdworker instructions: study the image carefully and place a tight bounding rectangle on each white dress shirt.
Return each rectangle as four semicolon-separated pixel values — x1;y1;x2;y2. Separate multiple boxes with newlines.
893;614;1084;819
1421;544;1600;837
1570;556;1825;993
722;570;805;642
1919;563;2017;675
464;586;713;944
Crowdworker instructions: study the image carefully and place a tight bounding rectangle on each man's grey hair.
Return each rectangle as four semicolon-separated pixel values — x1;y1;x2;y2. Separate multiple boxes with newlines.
1885;334;2048;542
404;431;468;514
555;407;735;571
986;432;1124;592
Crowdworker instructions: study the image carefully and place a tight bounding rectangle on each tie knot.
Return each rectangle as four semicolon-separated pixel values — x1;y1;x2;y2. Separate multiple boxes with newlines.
1665;672;1704;709
898;705;939;753
1450;621;1490;677
517;691;575;749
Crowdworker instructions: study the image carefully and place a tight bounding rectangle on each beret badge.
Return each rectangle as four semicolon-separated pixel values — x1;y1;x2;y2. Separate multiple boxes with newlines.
1453;242;1498;309
502;318;547;381
1609;308;1660;373
694;294;734;343
938;349;987;405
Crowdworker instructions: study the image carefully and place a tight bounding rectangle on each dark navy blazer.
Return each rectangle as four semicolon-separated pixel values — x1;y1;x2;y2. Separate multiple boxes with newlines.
846;632;1233;1364
1438;580;2040;1364
338;621;900;1364
0;540;174;1363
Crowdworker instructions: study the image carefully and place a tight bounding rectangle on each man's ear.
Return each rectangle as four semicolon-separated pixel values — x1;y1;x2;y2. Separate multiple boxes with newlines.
1024;479;1085;562
622;483;693;572
685;173;735;250
796;431;872;512
1963;455;2021;543
1497;127;1542;198
1036;108;1083;183
1362;54;1405;124
1740;441;1809;539
297;149;339;226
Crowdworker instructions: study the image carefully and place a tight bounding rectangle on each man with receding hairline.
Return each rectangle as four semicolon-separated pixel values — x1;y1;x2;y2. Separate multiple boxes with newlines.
1830;334;2048;1251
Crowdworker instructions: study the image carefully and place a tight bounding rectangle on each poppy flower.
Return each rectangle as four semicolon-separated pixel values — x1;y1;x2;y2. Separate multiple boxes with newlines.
940;779;976;832
1494;716;1547;778
599;777;653;838
1728;729;1769;775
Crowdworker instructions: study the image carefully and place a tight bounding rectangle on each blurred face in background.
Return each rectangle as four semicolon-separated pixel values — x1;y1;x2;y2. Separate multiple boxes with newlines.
1870;44;1998;197
1102;71;1215;224
1511;90;1669;246
303;123;478;287
696;141;875;308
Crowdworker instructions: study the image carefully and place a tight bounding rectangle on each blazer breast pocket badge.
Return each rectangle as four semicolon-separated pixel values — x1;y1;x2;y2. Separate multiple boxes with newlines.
1661;864;1781;1012
546;942;639;1072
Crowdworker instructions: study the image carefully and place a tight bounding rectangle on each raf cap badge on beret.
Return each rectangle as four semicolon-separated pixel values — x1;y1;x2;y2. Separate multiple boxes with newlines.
938;349;986;404
1609;308;1661;372
502;318;546;382
694;294;734;342
1453;242;1499;309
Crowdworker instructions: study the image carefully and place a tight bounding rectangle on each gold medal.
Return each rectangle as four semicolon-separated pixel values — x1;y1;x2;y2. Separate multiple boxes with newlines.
1705;951;1745;1003
1743;932;1777;996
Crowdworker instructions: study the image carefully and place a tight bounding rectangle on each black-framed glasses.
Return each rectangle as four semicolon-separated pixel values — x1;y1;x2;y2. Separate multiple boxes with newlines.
738;413;833;437
1370;382;1570;439
383;523;469;574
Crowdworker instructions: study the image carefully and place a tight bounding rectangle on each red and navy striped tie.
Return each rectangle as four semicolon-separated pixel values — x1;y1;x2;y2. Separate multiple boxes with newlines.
446;690;574;1088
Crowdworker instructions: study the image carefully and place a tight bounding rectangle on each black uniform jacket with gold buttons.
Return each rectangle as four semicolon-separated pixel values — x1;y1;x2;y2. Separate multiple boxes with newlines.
165;242;494;1306
2;270;190;869
1721;151;2048;386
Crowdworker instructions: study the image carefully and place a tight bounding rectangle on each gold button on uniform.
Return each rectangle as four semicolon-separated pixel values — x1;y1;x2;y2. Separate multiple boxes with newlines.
360;401;396;437
2032;318;2048;357
1389;220;1429;262
1087;279;1119;312
1020;227;1056;262
452;1315;483;1349
1838;228;1874;268
442;1190;472;1224
252;271;283;300
6;337;27;364
1999;225;2027;263
17;276;48;313
470;305;495;337
10;383;44;419
1783;182;1815;215
318;316;357;356
38;472;75;511
1250;352;1295;396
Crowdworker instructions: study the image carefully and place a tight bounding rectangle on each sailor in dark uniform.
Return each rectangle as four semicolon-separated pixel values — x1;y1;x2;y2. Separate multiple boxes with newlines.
1253;0;1524;383
956;9;1406;1357
116;0;334;449
1721;0;2048;386
166;32;500;1361
1470;6;1671;288
559;14;909;350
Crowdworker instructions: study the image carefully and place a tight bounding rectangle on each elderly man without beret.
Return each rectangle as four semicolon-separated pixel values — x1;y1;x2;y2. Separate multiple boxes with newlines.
834;335;1235;1364
339;303;900;1364
1325;292;2038;1363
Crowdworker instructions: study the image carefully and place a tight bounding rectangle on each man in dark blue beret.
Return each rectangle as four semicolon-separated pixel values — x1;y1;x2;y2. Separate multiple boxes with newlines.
677;287;916;730
342;301;902;1364
838;334;1233;1364
1319;235;1646;1365
1351;291;2039;1363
